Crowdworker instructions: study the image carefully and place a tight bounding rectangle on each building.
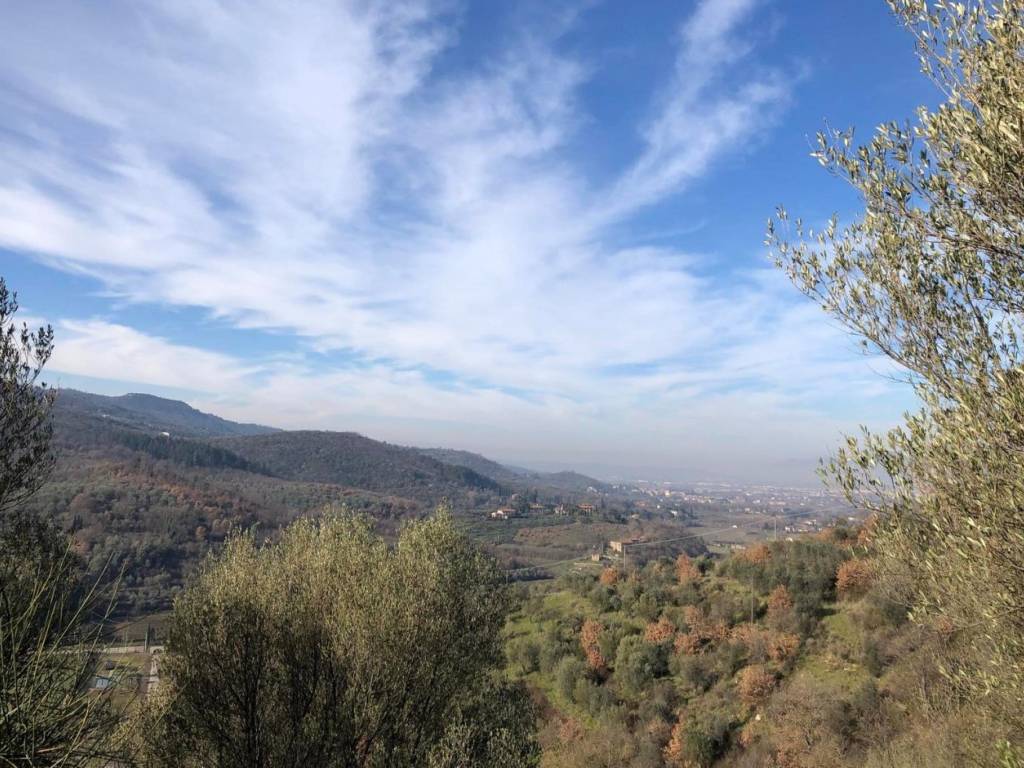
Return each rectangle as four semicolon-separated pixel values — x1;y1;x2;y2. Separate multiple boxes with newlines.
578;503;596;514
608;536;643;554
490;508;515;520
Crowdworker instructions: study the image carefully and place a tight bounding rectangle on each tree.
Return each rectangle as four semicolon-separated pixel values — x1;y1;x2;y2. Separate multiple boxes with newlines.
0;277;55;516
0;276;125;765
598;566;620;586
614;635;666;696
425;681;540;768
836;558;874;600
132;511;537;768
767;585;793;615
0;512;126;766
643;616;677;645
675;554;700;585
770;0;1024;732
737;665;775;708
580;619;607;673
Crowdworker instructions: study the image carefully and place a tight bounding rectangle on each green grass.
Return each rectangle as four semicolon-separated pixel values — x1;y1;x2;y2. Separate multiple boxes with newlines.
821;606;861;654
110;611;172;644
792;652;871;694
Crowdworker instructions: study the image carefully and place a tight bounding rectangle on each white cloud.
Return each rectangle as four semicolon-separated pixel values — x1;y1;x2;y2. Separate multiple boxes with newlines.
0;0;901;480
608;0;787;214
49;320;260;393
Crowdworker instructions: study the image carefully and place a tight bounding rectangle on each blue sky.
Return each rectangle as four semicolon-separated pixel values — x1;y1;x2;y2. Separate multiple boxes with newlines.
0;0;930;483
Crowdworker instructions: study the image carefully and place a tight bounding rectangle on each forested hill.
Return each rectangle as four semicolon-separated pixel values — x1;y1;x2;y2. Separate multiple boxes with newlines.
213;431;503;496
35;388;625;614
416;447;526;484
419;447;608;492
55;389;278;438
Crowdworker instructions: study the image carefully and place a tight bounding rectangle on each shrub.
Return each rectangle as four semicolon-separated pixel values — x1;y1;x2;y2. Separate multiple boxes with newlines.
131;512;534;768
675;554;701;585
738;664;776;707
556;656;587;703
614;635;667;697
643;616;677;645
837;558;874;600
581;618;607;673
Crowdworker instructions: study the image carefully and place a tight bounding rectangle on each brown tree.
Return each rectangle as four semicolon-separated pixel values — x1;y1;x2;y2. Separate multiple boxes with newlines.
738;665;776;707
836;558;874;600
580;618;607;673
767;585;793;614
675;553;701;585
598;566;620;586
643;616;676;645
740;543;771;566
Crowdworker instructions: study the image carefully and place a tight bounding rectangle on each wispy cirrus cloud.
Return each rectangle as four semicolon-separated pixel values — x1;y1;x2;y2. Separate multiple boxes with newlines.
0;0;901;481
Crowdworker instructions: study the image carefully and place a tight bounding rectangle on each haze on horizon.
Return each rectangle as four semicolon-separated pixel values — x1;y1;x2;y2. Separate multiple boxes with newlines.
0;0;928;484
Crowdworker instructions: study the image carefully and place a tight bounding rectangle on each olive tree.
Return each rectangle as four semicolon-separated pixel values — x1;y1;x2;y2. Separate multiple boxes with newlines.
0;278;55;516
0;275;125;765
133;511;538;768
769;0;1024;733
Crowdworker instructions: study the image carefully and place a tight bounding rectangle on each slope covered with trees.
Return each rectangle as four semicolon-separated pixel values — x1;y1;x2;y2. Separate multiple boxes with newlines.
55;388;278;438
214;430;503;497
507;527;1000;766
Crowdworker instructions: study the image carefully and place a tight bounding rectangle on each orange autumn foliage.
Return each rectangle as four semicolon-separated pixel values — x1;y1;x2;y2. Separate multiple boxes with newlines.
738;664;776;706
663;717;689;767
767;585;793;615
643;616;677;644
730;622;762;646
767;631;800;662
674;631;703;656
856;514;879;548
731;624;800;663
674;606;728;655
740;543;772;565
682;605;706;633
675;553;701;585
580;618;606;672
836;558;874;599
599;567;621;586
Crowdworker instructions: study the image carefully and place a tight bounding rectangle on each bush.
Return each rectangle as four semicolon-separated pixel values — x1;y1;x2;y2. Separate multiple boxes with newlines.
556;656;587;703
614;635;667;697
737;664;776;707
132;512;534;768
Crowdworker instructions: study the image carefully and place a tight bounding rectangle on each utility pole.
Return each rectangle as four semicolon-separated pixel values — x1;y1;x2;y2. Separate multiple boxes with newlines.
750;572;755;623
622;543;627;573
774;514;778;542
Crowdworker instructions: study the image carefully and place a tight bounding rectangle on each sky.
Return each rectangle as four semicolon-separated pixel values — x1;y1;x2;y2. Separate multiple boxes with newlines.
0;0;932;484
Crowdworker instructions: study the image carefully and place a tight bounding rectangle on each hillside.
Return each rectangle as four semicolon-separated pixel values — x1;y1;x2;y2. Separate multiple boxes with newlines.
419;447;608;492
505;528;968;767
35;388;647;614
55;389;278;438
416;447;526;485
214;431;503;498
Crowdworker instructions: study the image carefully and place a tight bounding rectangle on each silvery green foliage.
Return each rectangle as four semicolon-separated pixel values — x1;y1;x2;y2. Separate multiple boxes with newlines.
0;277;125;764
136;511;537;768
0;277;55;517
770;0;1024;731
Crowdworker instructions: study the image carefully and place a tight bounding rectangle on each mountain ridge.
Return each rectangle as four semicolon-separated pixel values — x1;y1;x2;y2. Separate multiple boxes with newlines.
55;387;608;492
55;389;278;438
